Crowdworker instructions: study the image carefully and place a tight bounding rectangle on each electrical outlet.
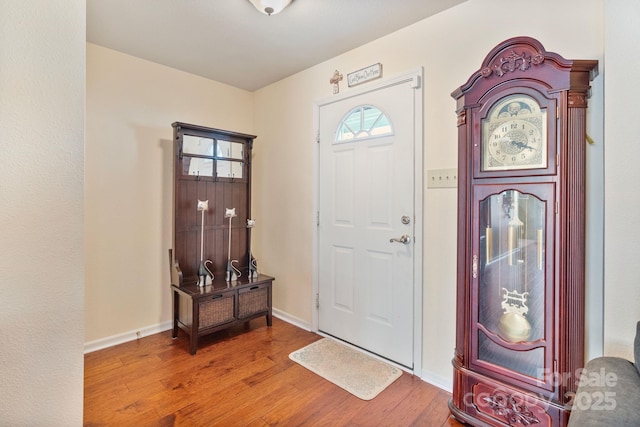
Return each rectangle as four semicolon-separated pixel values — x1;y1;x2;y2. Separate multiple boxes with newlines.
427;168;458;188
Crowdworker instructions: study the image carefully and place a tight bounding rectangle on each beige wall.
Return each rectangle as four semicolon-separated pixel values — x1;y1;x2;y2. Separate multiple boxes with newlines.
604;0;640;358
253;0;606;387
85;44;254;344
0;0;85;424
84;0;640;395
3;0;636;422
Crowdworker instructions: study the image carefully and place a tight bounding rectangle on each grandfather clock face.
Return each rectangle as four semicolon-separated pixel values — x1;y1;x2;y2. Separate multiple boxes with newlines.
481;94;547;171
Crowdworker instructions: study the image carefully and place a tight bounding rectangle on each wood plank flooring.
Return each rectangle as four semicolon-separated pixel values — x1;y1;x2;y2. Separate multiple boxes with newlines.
84;317;464;426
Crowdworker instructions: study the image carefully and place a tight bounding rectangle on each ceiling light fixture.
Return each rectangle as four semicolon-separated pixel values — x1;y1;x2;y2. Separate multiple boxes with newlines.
248;0;293;16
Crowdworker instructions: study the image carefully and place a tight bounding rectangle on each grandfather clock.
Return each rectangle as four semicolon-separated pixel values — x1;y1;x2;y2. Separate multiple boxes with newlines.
448;37;597;426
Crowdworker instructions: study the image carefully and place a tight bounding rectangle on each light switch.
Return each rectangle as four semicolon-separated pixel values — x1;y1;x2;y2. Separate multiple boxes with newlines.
427;168;458;188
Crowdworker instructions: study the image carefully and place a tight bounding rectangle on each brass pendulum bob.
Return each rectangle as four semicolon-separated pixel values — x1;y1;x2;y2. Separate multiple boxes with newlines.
498;310;532;343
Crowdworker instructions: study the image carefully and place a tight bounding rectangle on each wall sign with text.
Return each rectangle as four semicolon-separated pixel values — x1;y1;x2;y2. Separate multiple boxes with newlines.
347;63;382;87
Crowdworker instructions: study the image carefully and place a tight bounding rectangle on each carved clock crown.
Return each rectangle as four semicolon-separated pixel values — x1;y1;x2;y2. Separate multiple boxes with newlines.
480;36;547;78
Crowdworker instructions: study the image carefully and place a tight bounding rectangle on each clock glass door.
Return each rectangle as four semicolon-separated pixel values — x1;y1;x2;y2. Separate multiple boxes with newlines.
474;184;554;385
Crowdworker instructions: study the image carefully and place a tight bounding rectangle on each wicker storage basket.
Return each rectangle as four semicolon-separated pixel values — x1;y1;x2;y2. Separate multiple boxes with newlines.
238;287;269;318
198;294;235;329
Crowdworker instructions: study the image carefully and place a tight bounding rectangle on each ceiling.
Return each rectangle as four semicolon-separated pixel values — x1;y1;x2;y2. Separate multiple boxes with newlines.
87;0;465;91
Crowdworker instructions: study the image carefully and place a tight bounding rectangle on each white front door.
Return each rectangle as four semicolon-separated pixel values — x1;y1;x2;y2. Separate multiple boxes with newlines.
317;72;421;369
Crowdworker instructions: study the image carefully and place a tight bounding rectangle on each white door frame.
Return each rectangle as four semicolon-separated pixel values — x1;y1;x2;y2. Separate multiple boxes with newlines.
312;67;424;374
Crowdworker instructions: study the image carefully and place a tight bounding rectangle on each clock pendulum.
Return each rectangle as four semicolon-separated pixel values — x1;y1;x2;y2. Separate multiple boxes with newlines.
497;190;532;343
537;204;544;271
486;200;493;264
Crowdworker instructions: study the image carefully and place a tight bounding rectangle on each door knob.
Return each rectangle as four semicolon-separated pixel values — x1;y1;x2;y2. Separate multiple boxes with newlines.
390;234;410;244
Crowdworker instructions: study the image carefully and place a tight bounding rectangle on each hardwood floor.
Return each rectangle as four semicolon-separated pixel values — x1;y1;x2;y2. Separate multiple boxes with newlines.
84;317;464;426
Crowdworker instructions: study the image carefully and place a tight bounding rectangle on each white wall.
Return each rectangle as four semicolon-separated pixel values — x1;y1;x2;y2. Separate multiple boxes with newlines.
604;0;640;359
253;0;605;388
85;44;254;345
0;1;85;424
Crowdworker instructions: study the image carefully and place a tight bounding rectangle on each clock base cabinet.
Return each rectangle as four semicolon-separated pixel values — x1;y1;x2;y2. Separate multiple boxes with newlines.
449;37;597;427
171;275;273;355
449;368;569;427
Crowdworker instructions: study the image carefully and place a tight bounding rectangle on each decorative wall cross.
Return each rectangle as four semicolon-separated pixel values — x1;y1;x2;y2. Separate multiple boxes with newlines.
330;70;343;94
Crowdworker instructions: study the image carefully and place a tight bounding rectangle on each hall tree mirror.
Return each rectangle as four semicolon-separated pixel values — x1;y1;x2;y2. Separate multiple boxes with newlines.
217;140;244;179
178;134;245;179
217;139;244;159
181;135;213;177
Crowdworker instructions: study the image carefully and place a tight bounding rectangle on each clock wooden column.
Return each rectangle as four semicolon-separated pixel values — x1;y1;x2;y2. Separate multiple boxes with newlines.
448;37;597;427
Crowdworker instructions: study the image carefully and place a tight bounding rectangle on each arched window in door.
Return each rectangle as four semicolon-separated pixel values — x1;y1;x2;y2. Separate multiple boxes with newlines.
335;105;393;143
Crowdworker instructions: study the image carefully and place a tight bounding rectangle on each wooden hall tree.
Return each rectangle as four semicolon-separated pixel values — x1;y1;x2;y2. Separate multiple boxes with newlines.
169;122;273;355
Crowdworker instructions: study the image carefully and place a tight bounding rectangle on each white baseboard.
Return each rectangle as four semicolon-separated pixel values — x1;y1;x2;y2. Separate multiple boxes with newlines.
272;308;312;331
83;309;312;354
84;321;173;354
420;369;453;393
